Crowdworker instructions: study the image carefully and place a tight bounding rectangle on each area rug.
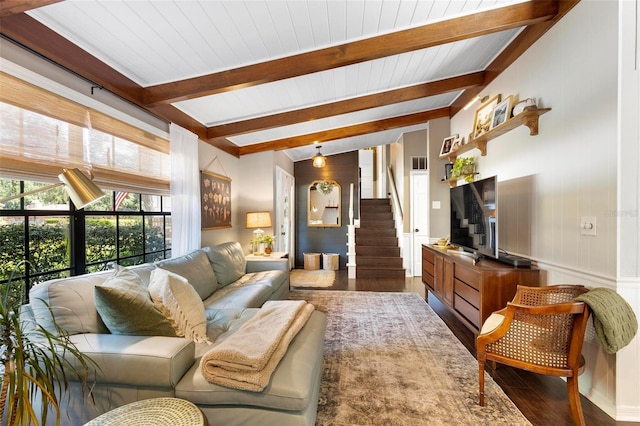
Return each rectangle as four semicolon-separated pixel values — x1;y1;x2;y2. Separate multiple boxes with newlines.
288;290;531;426
290;269;335;288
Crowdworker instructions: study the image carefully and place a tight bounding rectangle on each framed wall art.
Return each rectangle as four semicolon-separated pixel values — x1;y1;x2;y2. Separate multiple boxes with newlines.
473;94;501;139
490;96;513;129
200;171;231;230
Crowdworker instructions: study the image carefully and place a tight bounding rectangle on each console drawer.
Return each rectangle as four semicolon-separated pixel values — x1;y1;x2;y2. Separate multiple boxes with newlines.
454;279;479;308
455;265;481;290
423;261;434;276
422;248;435;263
454;294;480;328
423;273;434;290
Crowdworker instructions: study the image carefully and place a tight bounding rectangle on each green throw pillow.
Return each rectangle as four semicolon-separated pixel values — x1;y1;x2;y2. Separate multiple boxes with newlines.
94;265;177;336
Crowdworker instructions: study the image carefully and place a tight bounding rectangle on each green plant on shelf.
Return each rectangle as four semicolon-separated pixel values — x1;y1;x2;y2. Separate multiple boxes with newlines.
261;235;275;246
451;157;476;182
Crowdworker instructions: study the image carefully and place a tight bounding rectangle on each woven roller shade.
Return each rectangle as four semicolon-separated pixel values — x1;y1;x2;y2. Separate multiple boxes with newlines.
0;72;170;194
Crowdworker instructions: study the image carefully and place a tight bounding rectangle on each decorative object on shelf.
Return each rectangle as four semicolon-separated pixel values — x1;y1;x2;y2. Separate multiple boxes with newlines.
0;167;106;210
246;211;272;255
312;145;326;168
473;94;501;139
512;97;537;116
490;95;513;129
200;171;232;230
451;157;476;182
1;260;97;426
439;134;458;157
444;163;454;180
261;234;275;255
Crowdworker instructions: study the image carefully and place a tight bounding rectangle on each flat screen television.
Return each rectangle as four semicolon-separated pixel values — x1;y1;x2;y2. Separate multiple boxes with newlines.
450;176;498;259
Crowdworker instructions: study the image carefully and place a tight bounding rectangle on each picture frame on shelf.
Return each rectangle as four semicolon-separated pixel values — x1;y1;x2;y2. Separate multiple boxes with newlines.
444;163;454;180
473;94;501;139
451;136;462;151
439;134;458;157
490;96;513;129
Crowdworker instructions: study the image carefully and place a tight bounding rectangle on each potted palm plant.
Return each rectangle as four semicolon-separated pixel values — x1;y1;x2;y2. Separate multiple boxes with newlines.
1;261;96;425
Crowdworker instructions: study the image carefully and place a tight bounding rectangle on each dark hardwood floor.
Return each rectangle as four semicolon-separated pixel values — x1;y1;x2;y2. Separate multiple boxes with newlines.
292;269;634;426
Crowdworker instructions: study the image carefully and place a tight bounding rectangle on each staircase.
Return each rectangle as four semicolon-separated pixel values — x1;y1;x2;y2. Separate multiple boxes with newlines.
356;198;405;279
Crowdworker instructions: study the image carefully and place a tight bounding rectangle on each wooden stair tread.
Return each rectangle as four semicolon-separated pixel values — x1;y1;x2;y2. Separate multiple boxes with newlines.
356;198;404;278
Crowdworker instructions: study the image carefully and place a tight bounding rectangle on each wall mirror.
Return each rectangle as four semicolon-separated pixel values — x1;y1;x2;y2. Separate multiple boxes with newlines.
308;180;341;227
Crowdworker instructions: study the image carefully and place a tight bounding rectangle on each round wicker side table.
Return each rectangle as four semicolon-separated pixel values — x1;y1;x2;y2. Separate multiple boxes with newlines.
84;397;207;426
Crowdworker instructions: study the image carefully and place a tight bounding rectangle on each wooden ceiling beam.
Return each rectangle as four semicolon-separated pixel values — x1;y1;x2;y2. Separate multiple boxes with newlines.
144;1;560;106
451;0;581;116
238;107;450;155
207;72;484;139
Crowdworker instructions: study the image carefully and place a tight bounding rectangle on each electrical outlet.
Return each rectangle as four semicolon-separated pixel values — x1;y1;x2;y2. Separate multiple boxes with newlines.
432;201;441;209
580;216;596;236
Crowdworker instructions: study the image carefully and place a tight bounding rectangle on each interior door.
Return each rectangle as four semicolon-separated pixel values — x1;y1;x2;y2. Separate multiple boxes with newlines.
411;171;430;276
275;166;295;268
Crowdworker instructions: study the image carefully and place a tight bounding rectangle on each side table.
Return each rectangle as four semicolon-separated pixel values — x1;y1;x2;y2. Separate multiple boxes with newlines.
84;397;207;426
246;251;288;260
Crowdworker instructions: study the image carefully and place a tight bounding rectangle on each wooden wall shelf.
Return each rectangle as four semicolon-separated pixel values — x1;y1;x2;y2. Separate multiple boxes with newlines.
441;173;478;187
443;106;551;162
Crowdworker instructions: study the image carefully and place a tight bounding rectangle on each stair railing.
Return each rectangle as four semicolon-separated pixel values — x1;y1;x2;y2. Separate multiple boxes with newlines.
386;166;404;265
387;166;403;221
347;183;356;278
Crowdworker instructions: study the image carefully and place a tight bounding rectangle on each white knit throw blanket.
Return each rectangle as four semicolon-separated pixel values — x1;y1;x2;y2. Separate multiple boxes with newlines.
200;300;315;391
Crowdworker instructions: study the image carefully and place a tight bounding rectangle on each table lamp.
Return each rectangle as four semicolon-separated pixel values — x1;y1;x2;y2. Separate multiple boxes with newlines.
246;211;272;255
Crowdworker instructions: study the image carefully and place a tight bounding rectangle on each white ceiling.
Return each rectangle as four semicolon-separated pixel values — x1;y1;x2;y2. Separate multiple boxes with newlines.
13;1;533;161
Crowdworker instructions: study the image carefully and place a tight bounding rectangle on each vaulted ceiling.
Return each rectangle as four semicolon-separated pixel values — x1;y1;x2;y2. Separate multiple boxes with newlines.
0;0;578;161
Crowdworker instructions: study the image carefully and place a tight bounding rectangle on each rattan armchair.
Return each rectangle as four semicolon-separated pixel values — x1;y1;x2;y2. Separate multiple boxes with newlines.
477;285;590;426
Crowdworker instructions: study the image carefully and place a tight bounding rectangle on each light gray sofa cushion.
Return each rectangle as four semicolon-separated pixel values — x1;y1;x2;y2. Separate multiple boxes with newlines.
156;249;217;300
203;242;246;288
29;270;112;336
69;334;195;388
176;310;326;411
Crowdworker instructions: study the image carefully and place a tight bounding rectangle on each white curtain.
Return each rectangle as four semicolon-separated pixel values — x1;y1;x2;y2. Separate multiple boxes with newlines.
170;123;201;256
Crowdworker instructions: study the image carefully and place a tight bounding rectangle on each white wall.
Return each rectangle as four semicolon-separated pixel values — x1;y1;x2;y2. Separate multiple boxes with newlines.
199;148;293;253
450;0;639;420
427;117;452;239
401;129;428;233
615;0;640;420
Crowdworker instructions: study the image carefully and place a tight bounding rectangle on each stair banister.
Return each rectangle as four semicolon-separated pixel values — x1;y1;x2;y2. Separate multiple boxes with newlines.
347;183;357;278
386;166;403;220
386;166;404;274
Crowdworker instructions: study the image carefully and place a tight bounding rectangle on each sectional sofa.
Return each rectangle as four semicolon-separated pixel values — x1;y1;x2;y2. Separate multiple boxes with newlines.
21;241;326;426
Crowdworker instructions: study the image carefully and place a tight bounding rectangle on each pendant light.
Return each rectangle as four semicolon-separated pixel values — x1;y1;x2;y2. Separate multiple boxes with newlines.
312;145;326;168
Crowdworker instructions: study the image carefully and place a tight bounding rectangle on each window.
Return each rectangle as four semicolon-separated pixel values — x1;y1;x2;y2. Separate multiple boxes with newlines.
0;73;172;300
0;177;171;299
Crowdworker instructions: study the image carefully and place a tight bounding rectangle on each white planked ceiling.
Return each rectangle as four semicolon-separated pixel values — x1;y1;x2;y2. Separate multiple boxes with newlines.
24;0;529;161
